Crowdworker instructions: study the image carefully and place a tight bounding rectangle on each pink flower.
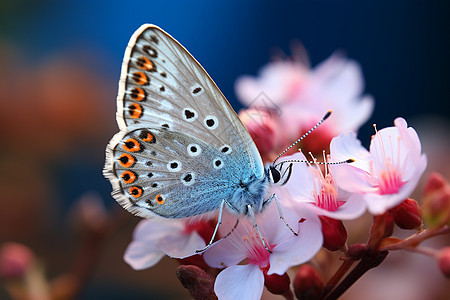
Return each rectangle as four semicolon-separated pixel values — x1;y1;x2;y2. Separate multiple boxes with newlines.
203;202;322;300
236;54;374;157
281;152;366;220
124;219;207;270
330;118;427;215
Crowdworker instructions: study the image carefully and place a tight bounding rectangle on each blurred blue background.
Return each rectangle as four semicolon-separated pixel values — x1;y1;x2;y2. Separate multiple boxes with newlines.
0;0;449;299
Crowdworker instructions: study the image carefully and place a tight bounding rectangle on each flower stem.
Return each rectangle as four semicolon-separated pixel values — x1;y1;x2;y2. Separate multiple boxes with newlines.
323;249;388;300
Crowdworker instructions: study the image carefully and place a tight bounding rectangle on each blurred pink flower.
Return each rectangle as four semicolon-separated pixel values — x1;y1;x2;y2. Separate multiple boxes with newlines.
236;54;374;158
124;219;207;270
330;118;427;215
281;152;366;220
203;203;322;300
0;242;35;280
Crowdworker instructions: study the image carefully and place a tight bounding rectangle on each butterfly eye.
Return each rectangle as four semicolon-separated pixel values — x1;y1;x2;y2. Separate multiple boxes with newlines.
187;144;202;157
269;166;281;184
155;194;165;204
123;138;143;152
121;171;138;184
118;153;136;168
136;56;154;71
129;87;147;102
204;115;218;130
129;186;143;198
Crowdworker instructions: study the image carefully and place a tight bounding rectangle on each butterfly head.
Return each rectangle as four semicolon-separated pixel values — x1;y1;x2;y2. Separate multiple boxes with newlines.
266;162;293;186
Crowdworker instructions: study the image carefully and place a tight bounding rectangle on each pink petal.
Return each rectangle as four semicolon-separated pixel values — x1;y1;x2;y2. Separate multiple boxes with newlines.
123;240;164;270
215;265;264;300
268;207;323;275
157;231;205;259
303;193;366;220
364;155;427;215
202;236;247;269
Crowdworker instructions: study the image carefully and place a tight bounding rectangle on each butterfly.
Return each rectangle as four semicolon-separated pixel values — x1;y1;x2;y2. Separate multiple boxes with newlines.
104;24;330;252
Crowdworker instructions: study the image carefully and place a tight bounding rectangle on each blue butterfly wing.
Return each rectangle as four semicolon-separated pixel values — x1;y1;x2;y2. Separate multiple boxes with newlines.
104;25;264;219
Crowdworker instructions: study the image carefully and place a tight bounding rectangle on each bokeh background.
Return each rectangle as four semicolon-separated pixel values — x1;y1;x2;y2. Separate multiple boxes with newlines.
0;0;449;299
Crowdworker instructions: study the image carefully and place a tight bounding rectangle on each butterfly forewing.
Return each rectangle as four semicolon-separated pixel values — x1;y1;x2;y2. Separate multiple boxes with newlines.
105;24;265;219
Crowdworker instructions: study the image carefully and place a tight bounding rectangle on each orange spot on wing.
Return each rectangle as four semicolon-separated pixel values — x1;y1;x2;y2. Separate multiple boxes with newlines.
136;56;154;71
142;131;154;143
118;153;135;168
129;186;143;198
129;103;143;119
155;194;165;204
123;138;141;152
130;87;146;101
132;71;149;85
121;171;137;184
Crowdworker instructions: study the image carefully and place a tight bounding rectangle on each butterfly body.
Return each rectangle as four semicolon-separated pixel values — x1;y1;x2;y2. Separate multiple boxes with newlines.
104;24;285;228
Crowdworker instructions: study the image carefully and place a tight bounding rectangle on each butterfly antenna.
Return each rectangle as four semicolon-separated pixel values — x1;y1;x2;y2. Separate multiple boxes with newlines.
275;157;354;168
273;110;332;164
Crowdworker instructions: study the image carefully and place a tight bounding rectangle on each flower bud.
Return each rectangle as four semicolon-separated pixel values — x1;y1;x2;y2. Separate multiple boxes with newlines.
424;172;446;194
319;216;347;251
422;173;450;228
293;264;324;300
346;244;369;260
437;247;450;278
368;212;394;249
0;242;34;280
390;198;422;230
262;267;291;296
176;265;217;300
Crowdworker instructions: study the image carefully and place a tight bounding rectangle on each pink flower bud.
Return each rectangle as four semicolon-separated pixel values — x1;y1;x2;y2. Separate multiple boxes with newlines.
346;244;369;260
176;265;217;300
437;247;450;278
389;198;422;229
0;242;34;280
422;174;450;228
293;264;324;300
368;213;394;249
262;267;292;296
319;216;347;251
424;172;446;195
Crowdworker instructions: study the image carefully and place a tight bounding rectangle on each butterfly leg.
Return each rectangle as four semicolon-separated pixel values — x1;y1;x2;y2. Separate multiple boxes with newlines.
269;193;298;236
246;204;272;253
195;199;226;253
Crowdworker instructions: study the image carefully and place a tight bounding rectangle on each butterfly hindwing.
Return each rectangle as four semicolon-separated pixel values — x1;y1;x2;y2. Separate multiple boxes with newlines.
107;128;242;218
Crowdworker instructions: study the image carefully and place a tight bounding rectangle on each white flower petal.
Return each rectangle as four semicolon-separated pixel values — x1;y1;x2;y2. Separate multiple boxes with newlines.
123;240;165;270
157;231;205;259
268;208;323;275
214;265;264;300
303;193;366;220
202;237;247;269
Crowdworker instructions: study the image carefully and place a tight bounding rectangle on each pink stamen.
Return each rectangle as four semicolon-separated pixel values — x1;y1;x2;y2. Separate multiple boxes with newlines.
307;152;342;211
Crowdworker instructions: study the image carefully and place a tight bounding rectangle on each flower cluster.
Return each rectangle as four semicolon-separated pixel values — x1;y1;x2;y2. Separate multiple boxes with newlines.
121;54;449;300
